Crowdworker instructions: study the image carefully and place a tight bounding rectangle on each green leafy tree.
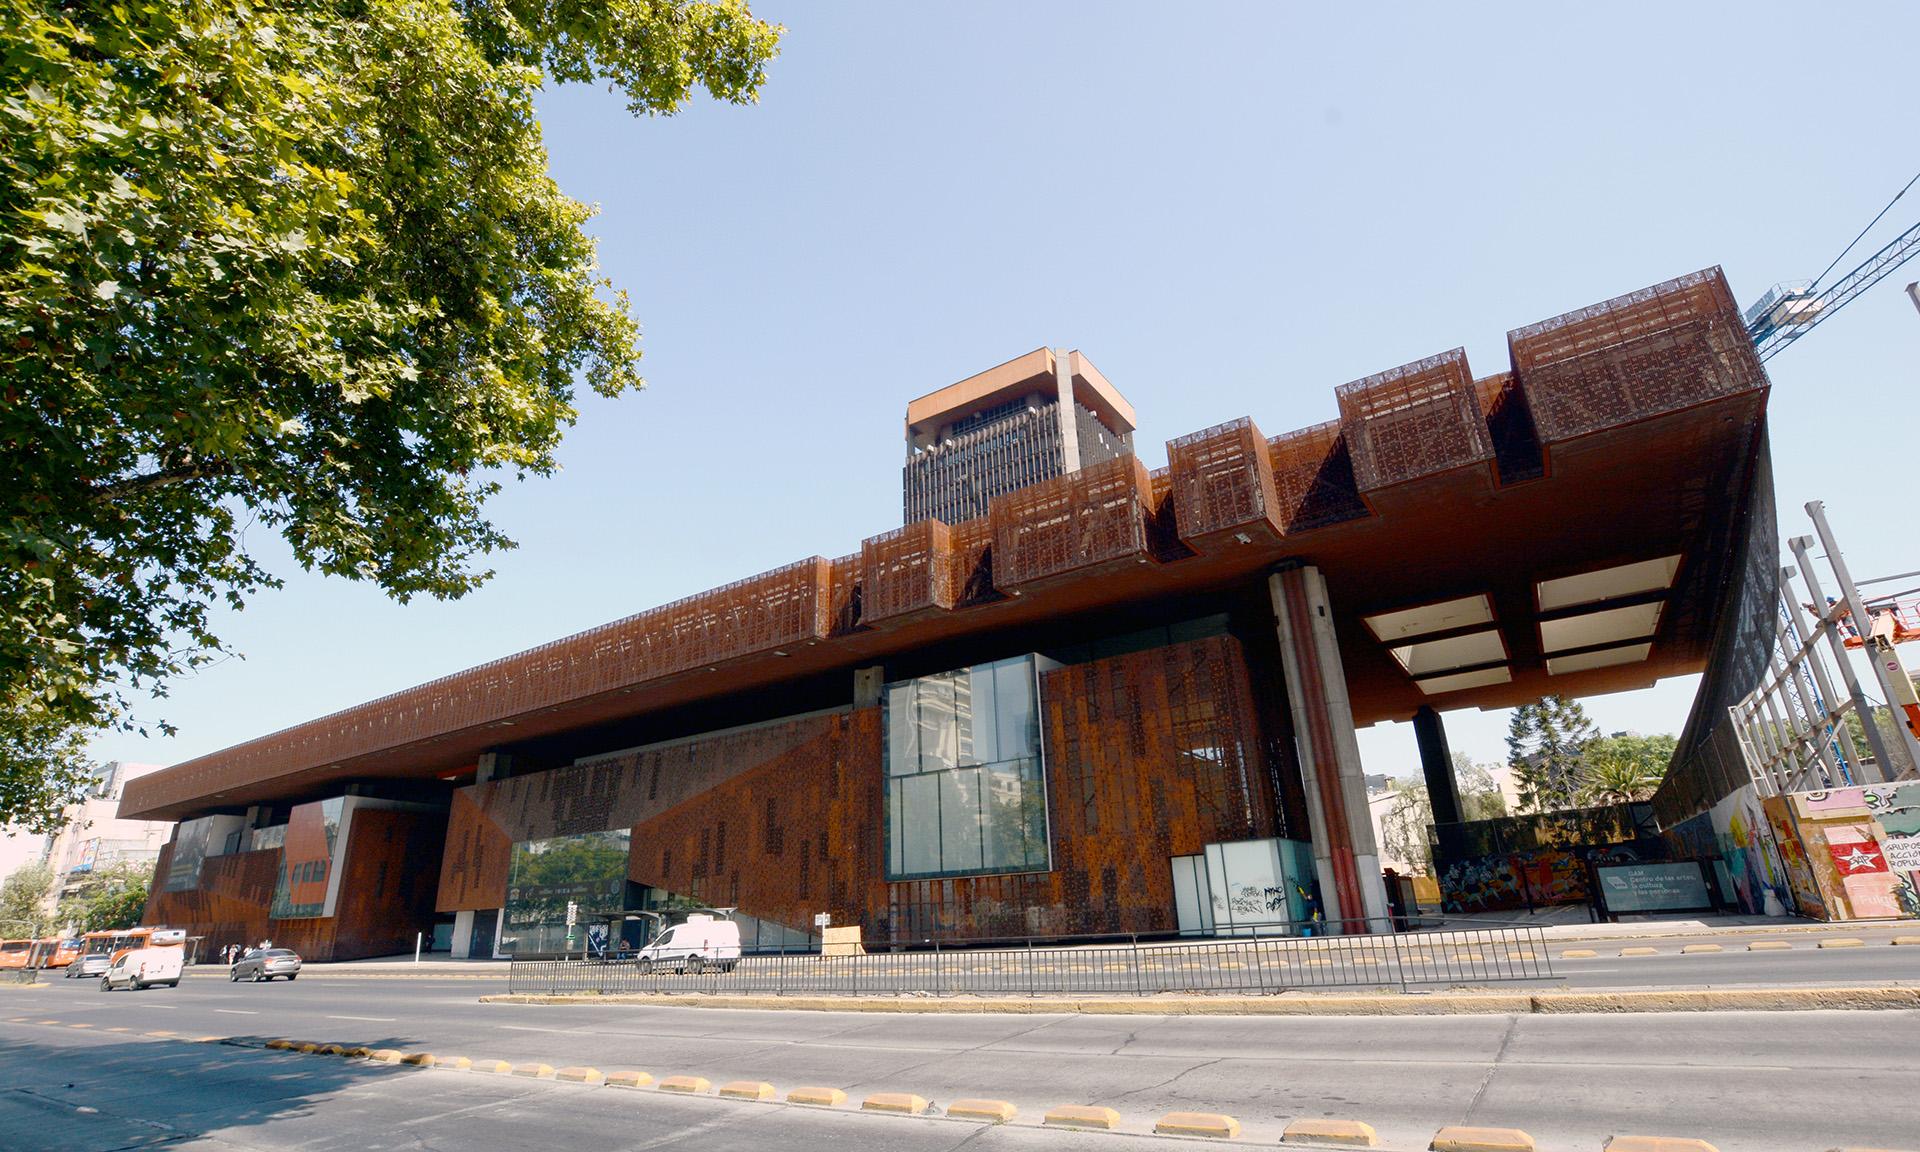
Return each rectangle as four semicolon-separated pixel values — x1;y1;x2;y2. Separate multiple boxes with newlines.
0;860;57;938
60;859;155;932
1507;696;1599;814
1578;732;1675;805
1;0;782;829
1379;754;1510;876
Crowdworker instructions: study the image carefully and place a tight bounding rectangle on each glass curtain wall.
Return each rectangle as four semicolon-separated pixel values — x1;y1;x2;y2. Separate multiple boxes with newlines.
885;655;1051;879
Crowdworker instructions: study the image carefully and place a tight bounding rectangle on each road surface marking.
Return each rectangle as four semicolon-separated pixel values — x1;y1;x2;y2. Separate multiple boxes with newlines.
500;1024;566;1033
215;1009;258;1015
327;1015;396;1022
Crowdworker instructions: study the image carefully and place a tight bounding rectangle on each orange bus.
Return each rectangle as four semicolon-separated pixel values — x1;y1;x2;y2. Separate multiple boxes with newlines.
0;939;32;970
28;938;83;968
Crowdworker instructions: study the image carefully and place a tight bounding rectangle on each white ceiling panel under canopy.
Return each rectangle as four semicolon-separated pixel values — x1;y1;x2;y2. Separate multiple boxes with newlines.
1363;593;1495;642
1539;601;1664;654
1536;554;1681;612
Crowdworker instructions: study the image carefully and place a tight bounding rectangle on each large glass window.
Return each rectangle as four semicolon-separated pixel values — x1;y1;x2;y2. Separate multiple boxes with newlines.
501;830;631;955
884;655;1051;879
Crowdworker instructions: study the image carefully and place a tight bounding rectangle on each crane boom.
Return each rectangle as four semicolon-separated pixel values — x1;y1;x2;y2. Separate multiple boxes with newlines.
1747;218;1920;361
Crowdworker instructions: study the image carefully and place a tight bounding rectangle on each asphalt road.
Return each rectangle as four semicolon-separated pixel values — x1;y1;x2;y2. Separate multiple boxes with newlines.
5;964;1920;1151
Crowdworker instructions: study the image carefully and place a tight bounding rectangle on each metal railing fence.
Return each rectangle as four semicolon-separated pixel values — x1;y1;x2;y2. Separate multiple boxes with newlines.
506;918;1552;997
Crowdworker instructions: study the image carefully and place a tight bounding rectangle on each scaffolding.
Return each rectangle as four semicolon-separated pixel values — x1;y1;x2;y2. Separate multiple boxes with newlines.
1165;417;1283;550
1265;420;1370;533
990;455;1155;590
1507;266;1767;444
1335;348;1493;493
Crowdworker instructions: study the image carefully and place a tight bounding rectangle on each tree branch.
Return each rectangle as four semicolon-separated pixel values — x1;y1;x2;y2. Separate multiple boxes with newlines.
87;459;231;501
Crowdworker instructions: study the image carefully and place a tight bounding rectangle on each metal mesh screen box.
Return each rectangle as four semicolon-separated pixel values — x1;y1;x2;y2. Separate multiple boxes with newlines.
1166;418;1284;552
1265;420;1369;533
861;521;958;625
990;455;1155;591
1336;348;1494;493
1507;266;1767;445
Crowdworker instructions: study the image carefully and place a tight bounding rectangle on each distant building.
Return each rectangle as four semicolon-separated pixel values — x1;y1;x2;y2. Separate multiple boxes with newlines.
902;347;1135;525
2;762;175;917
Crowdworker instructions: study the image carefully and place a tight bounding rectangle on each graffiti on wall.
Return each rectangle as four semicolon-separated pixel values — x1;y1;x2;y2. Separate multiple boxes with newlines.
1438;843;1652;913
1782;781;1920;921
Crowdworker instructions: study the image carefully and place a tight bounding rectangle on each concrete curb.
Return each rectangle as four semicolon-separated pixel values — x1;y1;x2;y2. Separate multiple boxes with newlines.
479;984;1920;1015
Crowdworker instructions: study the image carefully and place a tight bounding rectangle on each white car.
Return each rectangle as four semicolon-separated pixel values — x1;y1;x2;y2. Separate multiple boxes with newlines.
631;914;741;974
66;953;111;979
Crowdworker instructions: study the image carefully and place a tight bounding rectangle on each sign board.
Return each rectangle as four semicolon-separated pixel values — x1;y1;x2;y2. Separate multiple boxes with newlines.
813;912;831;928
565;901;578;926
1878;836;1920;874
1595;861;1715;914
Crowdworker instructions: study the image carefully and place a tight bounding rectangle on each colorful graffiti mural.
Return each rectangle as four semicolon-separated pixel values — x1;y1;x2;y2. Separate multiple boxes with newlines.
1438;843;1654;913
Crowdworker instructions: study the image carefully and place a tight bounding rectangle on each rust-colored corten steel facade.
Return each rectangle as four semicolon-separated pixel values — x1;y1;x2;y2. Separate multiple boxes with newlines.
130;267;1773;958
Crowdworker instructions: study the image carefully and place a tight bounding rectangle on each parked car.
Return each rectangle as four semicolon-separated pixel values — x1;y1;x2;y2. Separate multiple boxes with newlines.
631;914;741;974
66;952;112;979
101;931;186;991
230;948;302;982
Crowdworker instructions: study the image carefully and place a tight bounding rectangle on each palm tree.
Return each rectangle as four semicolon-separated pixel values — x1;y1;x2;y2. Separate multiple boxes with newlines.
1579;750;1661;806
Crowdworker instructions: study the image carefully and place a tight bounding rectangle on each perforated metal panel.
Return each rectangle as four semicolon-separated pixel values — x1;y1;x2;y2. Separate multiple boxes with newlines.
988;455;1155;591
1265;420;1369;532
1508;266;1767;444
1165;417;1283;549
860;521;957;625
1336;348;1493;492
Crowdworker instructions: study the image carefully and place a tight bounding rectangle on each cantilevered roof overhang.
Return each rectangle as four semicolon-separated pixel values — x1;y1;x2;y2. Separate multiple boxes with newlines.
121;267;1770;822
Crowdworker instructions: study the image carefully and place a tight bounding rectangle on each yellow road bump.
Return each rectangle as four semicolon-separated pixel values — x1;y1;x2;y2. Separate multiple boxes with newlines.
472;1060;513;1075
318;1044;347;1056
1155;1111;1241;1138
605;1070;653;1089
1818;937;1866;949
191;1036;225;1044
1889;935;1920;946
435;1056;473;1071
69;1023;91;1029
659;1075;711;1093
266;1039;297;1050
368;1049;405;1064
718;1080;774;1100
1045;1105;1122;1130
39;1020;61;1025
1561;949;1599;959
106;1027;130;1033
1282;1117;1378;1146
1431;1126;1536;1151
1680;944;1723;955
145;1031;177;1038
400;1053;437;1067
1505;952;1538;962
946;1099;1017;1123
1451;953;1485;963
1602;1136;1720;1151
1746;941;1791;951
556;1067;605;1085
511;1063;555;1080
787;1086;846;1106
1620;947;1660;957
344;1047;373;1058
297;1043;322;1054
861;1092;929;1115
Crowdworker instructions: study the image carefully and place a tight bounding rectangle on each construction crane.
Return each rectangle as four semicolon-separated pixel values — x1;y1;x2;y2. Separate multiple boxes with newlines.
1744;170;1920;361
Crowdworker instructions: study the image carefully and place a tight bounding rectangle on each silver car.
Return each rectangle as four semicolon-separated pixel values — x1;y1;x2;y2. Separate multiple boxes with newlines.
229;948;302;982
66;953;111;979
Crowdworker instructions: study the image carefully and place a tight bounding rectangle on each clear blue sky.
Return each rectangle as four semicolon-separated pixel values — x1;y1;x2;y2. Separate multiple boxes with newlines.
94;2;1920;778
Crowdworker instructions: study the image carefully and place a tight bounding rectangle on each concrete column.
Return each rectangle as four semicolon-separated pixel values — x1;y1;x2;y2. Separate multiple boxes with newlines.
1053;347;1081;473
1268;564;1391;931
853;666;885;709
1413;706;1462;827
475;752;513;784
450;909;474;959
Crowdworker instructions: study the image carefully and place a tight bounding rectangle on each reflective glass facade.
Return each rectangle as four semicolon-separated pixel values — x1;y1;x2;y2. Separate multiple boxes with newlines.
884;655;1050;879
502;830;630;955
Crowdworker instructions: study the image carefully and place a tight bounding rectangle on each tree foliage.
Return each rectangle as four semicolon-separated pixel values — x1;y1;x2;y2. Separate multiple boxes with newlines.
59;859;156;932
1;0;782;828
1378;753;1509;876
1506;696;1599;814
0;860;57;937
1578;732;1675;805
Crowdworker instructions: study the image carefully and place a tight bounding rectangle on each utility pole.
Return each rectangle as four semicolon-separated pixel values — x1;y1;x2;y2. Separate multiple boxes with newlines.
1788;533;1895;782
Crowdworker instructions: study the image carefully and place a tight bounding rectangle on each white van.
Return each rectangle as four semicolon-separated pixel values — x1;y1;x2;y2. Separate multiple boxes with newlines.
101;929;186;991
632;914;741;974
